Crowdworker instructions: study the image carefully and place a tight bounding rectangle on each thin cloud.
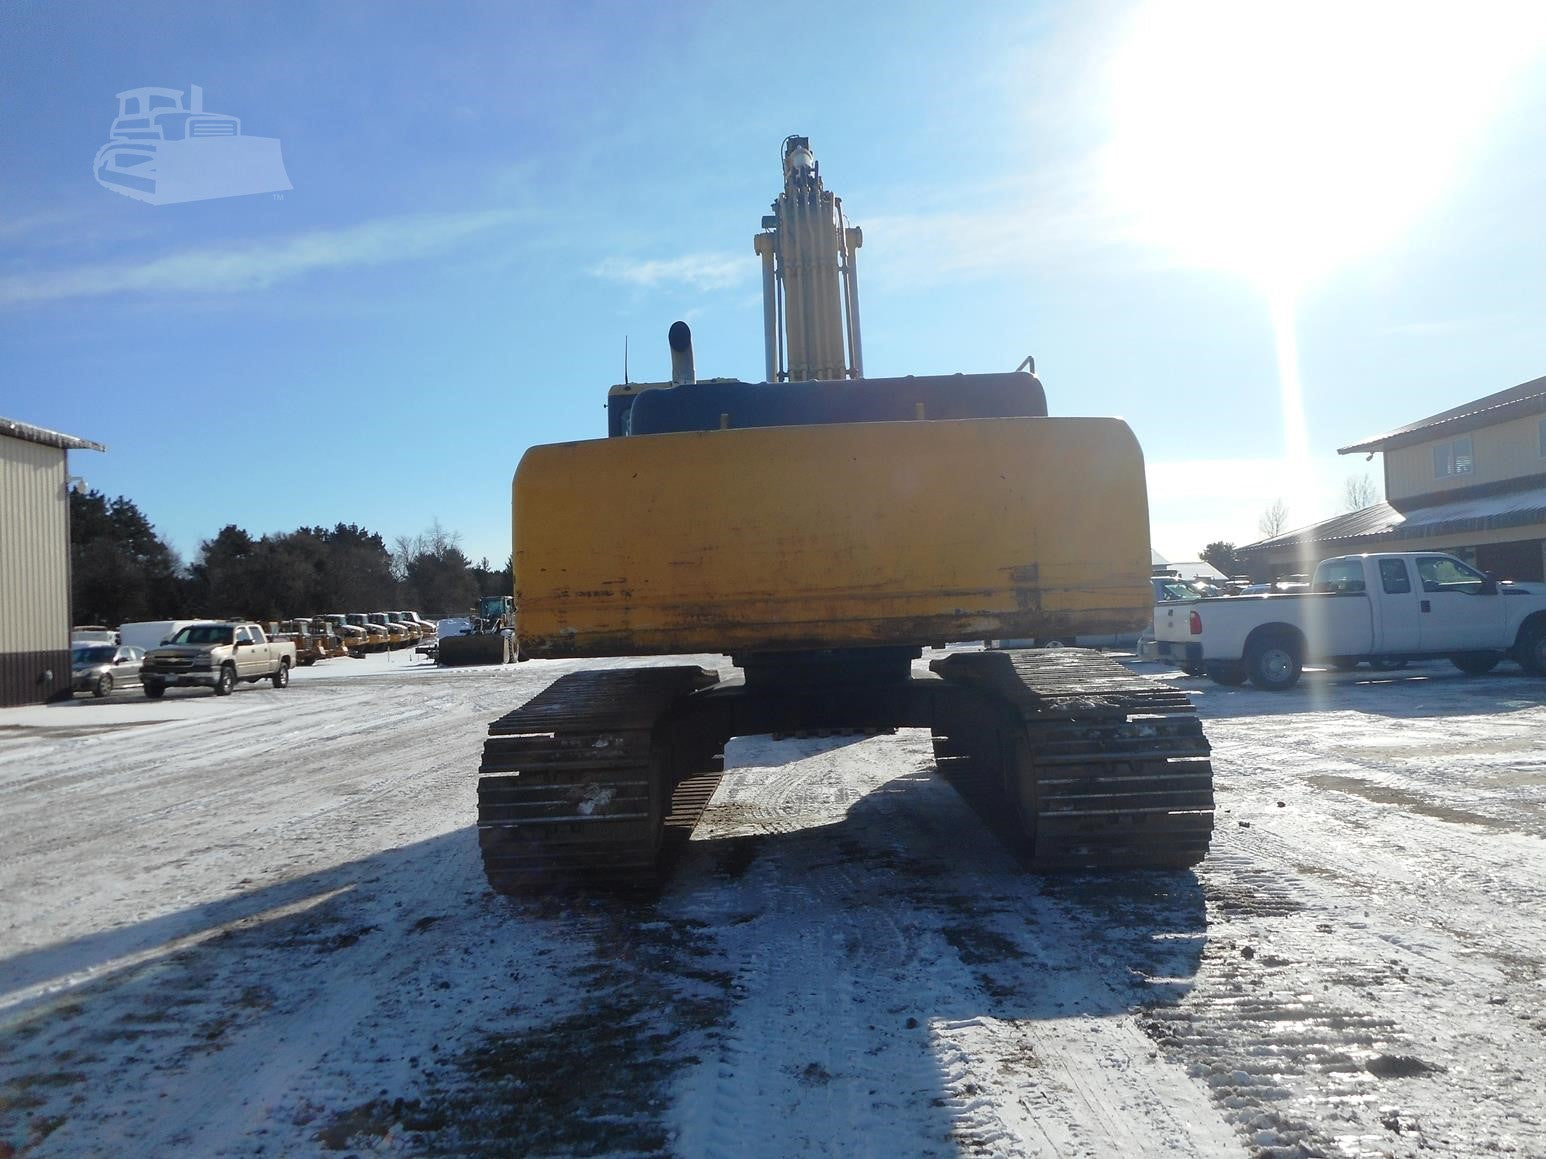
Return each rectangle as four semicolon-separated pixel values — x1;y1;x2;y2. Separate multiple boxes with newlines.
1380;318;1481;338
592;252;745;291
859;164;1140;287
0;207;93;241
0;210;516;307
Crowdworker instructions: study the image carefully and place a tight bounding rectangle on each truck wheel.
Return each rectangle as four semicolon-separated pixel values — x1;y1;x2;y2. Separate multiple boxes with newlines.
1514;623;1546;677
1246;635;1302;691
1450;652;1501;675
272;659;290;689
93;673;113;698
214;664;236;696
144;680;165;699
1204;662;1248;686
1181;662;1205;677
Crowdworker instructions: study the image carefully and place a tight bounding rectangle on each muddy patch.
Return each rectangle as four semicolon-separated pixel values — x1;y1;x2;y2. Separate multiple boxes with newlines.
1308;774;1518;830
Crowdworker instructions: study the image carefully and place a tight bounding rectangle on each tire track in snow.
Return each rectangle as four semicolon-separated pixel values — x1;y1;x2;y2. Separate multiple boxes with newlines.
1139;711;1546;1157
665;732;1237;1157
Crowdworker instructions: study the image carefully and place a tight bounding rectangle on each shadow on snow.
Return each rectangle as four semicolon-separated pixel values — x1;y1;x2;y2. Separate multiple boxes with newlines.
0;761;1207;1157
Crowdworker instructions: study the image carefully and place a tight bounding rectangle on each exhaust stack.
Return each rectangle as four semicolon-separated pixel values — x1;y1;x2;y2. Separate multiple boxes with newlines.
669;320;695;385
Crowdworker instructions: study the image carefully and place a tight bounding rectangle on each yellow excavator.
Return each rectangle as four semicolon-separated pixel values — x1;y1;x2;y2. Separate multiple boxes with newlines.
477;137;1214;892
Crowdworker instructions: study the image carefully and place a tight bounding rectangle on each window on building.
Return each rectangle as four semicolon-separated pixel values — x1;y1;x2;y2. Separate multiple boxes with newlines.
1432;435;1474;479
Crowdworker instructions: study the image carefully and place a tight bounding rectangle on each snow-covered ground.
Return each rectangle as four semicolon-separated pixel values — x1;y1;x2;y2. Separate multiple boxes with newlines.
2;649;1544;1157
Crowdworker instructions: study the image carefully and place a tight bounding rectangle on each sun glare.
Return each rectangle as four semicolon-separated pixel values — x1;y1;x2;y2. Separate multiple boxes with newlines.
1103;0;1546;292
1102;0;1546;576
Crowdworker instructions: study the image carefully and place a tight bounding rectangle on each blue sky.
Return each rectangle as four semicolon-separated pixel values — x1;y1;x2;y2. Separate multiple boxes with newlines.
5;0;1545;570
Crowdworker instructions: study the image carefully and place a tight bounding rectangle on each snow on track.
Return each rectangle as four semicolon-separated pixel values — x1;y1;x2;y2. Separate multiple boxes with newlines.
1;650;1544;1156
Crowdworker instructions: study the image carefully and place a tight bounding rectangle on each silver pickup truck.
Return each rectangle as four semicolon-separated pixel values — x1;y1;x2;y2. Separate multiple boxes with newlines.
141;621;298;698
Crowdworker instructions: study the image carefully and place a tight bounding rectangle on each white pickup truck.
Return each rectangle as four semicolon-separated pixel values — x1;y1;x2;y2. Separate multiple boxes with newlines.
140;621;298;698
1153;552;1546;690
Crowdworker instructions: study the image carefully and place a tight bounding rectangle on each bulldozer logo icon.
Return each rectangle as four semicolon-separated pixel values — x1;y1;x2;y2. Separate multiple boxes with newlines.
93;85;292;205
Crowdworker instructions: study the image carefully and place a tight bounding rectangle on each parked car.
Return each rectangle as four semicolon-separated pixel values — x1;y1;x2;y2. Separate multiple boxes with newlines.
72;644;144;697
1155;578;1203;602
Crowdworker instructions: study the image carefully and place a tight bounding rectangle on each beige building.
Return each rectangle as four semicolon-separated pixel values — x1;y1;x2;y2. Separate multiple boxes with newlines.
1240;375;1546;582
1;417;106;707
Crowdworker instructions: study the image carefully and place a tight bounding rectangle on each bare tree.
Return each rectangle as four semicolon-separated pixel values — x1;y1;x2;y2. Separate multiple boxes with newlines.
1342;473;1379;512
1258;498;1289;539
392;519;461;581
391;534;416;582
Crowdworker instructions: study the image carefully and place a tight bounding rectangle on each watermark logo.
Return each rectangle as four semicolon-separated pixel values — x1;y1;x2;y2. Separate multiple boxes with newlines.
93;84;292;205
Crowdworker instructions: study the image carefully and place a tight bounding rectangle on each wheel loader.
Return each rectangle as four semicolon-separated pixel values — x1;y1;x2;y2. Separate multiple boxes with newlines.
436;595;515;666
476;137;1215;892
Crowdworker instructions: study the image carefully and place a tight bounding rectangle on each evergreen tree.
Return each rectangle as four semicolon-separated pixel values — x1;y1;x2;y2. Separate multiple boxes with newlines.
69;490;185;625
1200;541;1243;576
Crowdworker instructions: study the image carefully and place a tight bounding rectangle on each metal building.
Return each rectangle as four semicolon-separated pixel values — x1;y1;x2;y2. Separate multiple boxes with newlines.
1;417;106;707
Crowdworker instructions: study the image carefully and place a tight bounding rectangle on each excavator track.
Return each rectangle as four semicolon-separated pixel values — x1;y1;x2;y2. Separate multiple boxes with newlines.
930;648;1214;870
477;649;1212;892
477;666;721;893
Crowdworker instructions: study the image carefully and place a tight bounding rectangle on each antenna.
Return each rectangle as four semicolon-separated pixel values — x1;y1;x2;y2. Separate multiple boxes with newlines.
624;335;629;385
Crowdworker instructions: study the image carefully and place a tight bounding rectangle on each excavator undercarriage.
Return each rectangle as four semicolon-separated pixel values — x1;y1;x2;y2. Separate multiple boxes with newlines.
476;648;1213;893
475;136;1216;894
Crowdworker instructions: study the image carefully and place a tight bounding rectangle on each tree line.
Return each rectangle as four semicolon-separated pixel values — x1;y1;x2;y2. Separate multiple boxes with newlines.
69;490;510;628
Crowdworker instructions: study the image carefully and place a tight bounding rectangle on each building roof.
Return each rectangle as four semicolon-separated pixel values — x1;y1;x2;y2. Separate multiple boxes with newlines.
0;416;106;453
1338;374;1546;455
1242;484;1546;554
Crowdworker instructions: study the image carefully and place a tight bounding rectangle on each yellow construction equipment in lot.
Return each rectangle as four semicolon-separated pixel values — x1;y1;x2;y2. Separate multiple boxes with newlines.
436;596;515;667
476;137;1214;892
